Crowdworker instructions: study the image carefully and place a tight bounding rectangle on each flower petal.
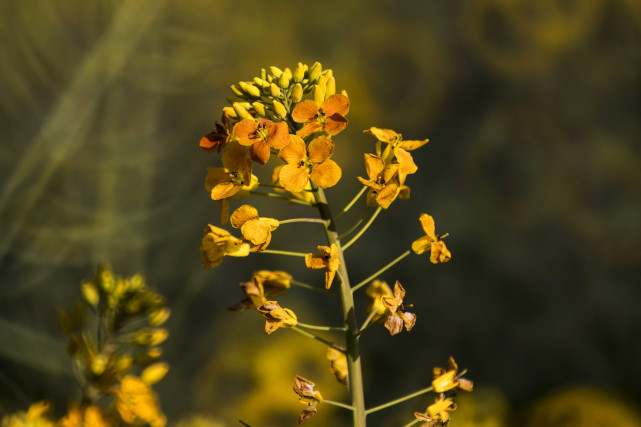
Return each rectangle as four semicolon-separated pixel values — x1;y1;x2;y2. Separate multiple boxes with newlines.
411;236;432;255
296;122;323;138
418;214;437;240
241;219;272;246
292;100;319;123
279;135;307;164
232;119;259;146
230;205;259;228
364;127;399;143
321;94;350;117
323;116;348;136
400;138;429;151
266;121;290;149
279;163;310;193
311;159;341;189
308;136;334;164
250;140;271;165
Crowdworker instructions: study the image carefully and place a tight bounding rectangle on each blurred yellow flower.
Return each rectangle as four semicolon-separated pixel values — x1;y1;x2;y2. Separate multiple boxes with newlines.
411;214;451;264
327;347;348;385
278;135;342;193
59;403;108;427
381;281;416;335
292;94;350;138
257;301;298;334
305;244;340;290
1;401;54;427
113;375;166;427
415;395;456;425
233;118;289;164
432;357;473;394
200;225;250;269
230;205;279;252
293;375;323;423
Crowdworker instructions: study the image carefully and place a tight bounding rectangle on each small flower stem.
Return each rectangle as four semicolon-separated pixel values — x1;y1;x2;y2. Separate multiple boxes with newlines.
290;326;344;352
290;280;337;297
323;400;355;411
336;186;368;219
351;250;411;293
279;218;329;225
365;386;434;415
338;207;370;240
356;310;377;337
250;190;314;206
342;207;383;251
296;322;346;332
259;249;308;257
401;420;421;427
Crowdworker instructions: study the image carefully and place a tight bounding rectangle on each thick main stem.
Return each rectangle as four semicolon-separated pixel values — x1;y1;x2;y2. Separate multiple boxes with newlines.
312;185;366;426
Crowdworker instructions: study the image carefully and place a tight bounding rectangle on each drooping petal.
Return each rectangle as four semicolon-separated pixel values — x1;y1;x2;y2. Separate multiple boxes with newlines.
305;253;327;270
222;141;253;184
384;315;403;335
363;154;385;181
296;122;323;138
292;100;319;123
279;163;310;193
230;205;259;228
308;136;334;164
323;115;348;136
393;147;418;175
209;182;240;200
279;135;307;164
364;127;399;143
311;159;342;189
241;219;272;247
418;214;437;240
400;138;429;151
430;241;451;264
205;166;230;191
321;94;350;117
401;311;416;332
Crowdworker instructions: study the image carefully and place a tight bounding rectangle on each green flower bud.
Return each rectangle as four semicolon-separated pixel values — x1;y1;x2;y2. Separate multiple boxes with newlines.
272;101;287;120
129;274;144;291
308;62;322;82
270;83;281;98
252;101;266;117
90;353;108;375
291;83;303;103
114;354;133;375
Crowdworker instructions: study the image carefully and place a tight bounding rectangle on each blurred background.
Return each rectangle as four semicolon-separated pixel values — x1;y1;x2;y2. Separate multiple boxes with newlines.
1;0;641;425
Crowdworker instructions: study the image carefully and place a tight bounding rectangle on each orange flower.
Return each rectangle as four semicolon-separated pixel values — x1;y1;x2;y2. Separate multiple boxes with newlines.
229;270;292;311
257;301;298;334
272;165;317;205
233;118;289;164
411;214;451;264
230;205;279;252
292;94;350;138
200;225;250;269
381;281;416;335
278;135;341;193
200;110;234;153
113;375;166;427
293;375;323;423
305;244;340;290
357;154;407;208
364;127;428;176
204;141;253;201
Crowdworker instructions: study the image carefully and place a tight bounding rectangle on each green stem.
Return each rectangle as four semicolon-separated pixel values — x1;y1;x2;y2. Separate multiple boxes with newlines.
401;420;421;427
279;218;328;225
311;184;367;427
259;249;308;257
250;190;314;206
342;207;382;250
290;280;337;297
365;386;434;415
296;322;346;332
290;326;344;352
324;400;355;411
351;250;411;293
338;207;370;240
336;186;368;219
356;310;377;337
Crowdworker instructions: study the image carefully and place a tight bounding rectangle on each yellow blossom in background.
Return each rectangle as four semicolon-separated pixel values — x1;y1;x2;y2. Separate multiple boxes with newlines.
364;127;429;176
381;281;416;335
204;141;253;201
292;94;350;138
233;118;289;164
59;403;108;427
412;213;451;264
293;375;323;423
113;375;166;427
200;110;234;154
365;279;394;322
432;357;474;393
327;347;348;385
230;205;279;252
200;225;250;269
257;301;298;334
278;135;342;192
1;401;54;427
357;154;406;208
305;244;340;290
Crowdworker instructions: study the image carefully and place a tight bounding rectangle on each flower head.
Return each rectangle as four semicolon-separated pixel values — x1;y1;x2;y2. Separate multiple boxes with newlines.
233;118;289;164
278;135;341;193
411;214;451;264
200;110;234;153
230;205;279;252
200;225;250;269
293;375;323;423
257;301;298;334
113;375;166;427
305;244;340;290
292;94;350;138
357;154;407;208
432;357;474;393
364;127;428;176
381;281;416;335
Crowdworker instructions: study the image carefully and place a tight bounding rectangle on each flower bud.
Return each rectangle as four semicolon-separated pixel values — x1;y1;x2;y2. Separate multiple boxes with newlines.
230;84;243;97
260;68;267;80
273;100;287;120
270;83;281;98
222;106;237;118
278;72;290;89
114;354;133;374
313;84;325;105
269;66;283;78
233;102;253;120
148;308;171;326
243;82;261;98
129;274;144;291
90;353;108;375
291;83;303;103
252;101;266;117
253;77;267;88
325;76;336;97
293;62;305;82
308;62;322;82
81;282;99;306
136;347;163;366
142;362;169;385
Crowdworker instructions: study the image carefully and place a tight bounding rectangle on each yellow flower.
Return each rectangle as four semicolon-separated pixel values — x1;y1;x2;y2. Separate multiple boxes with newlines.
204;141;253;201
230;205;279;252
292;94;350;138
272;165;317;205
200;224;250;269
292;375;323;423
229;271;292;311
278;135;342;193
365;279;394;322
327;347;348;385
59;402;108;427
200;110;234;153
1;401;55;427
232;118;289;164
411;214;451;264
427;395;457;422
381;281;416;335
357;154;407;208
305;244;340;290
113;375;166;427
257;301;298;334
432;357;474;393
364;127;428;176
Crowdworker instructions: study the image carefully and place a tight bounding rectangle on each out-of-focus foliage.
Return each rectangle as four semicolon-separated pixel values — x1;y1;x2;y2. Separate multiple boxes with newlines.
1;0;641;424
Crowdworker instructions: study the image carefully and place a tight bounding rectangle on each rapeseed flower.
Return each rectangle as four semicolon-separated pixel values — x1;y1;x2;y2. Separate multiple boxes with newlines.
204;141;253;201
257;301;298;334
292;94;349;138
305;244;340;290
230;205;279;252
293;375;323;423
364;127;428;176
200;225;250;269
411;214;451;264
278;135;341;193
432;357;474;393
357;154;407;208
233;118;289;164
113;375;166;427
200;110;234;153
382;281;416;335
